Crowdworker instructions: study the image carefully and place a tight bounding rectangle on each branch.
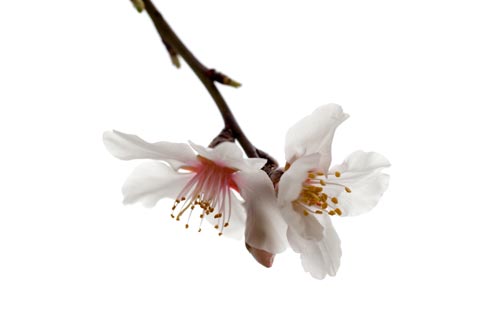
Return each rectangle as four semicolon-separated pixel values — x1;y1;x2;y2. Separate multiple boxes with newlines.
139;0;259;158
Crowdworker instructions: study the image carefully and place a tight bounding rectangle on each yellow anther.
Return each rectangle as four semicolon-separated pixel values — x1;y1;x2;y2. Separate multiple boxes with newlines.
176;217;180;221
224;222;229;227
214;213;222;219
218;232;223;236
303;210;309;216
315;210;323;214
331;197;338;204
175;199;180;203
308;173;316;179
321;202;328;209
345;187;352;193
320;179;326;186
335;208;343;215
185;224;189;229
199;214;204;218
328;210;336;216
316;172;324;176
335;171;341;178
214;225;219;229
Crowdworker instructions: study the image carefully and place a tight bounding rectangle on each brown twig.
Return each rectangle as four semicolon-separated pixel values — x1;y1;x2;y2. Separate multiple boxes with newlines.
139;0;260;159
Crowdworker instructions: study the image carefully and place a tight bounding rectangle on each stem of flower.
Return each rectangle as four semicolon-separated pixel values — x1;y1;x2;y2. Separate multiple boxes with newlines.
140;0;259;158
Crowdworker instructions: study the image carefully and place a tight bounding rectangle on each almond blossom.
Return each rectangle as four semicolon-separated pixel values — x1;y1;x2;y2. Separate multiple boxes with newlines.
277;104;390;279
103;130;287;266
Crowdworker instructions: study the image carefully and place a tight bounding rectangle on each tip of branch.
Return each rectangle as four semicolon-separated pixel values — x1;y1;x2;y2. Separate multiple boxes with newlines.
130;0;145;12
225;78;242;88
206;69;242;88
170;54;181;68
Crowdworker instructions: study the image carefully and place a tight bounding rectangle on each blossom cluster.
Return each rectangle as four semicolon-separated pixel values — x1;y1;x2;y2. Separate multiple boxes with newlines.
103;104;390;279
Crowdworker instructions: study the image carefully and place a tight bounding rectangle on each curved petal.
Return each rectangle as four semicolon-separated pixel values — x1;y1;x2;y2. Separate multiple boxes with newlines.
287;214;342;279
277;153;320;205
281;204;324;242
333;150;391;180
189;141;266;171
103;130;197;170
285;104;349;172
325;151;390;216
234;171;288;254
121;161;193;207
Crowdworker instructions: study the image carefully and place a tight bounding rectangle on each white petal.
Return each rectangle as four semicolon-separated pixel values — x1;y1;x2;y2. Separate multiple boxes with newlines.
103;130;197;170
189;141;266;171
122;161;192;207
333;150;391;180
326;151;390;216
277;153;320;205
234;171;288;254
281;204;324;241
285;104;349;171
287;214;342;279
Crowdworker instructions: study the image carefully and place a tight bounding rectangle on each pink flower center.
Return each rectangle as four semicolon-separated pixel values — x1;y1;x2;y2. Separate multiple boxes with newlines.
170;156;238;235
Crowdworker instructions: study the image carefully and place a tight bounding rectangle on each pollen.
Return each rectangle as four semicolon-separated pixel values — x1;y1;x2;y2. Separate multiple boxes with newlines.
294;170;353;218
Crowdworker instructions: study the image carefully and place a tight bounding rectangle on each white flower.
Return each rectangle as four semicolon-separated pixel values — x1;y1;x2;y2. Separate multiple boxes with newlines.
277;104;390;279
103;130;287;264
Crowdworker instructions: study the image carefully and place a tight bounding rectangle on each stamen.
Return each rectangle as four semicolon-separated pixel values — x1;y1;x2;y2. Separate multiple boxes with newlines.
168;155;237;237
294;170;352;218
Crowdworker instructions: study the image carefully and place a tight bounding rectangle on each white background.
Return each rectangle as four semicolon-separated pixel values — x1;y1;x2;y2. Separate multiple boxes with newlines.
1;1;499;332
